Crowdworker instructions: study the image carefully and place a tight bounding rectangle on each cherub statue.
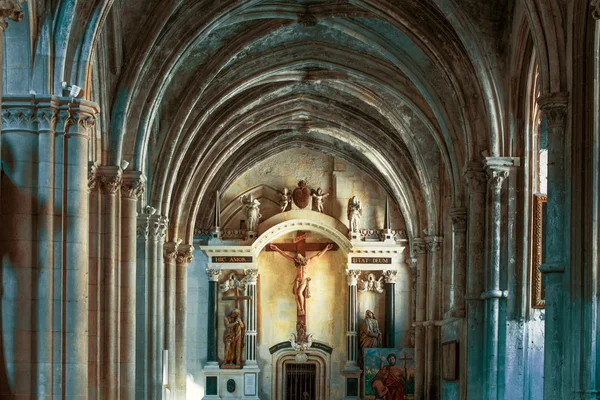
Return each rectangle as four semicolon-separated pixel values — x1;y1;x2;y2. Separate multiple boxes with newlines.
278;188;291;213
240;194;262;232
347;196;363;233
219;273;246;293
358;273;385;293
311;187;329;213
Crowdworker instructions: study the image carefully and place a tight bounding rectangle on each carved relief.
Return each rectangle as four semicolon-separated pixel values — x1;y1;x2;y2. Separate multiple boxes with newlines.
292;180;311;209
357;273;385;293
411;240;428;256
0;0;24;30
2;108;35;129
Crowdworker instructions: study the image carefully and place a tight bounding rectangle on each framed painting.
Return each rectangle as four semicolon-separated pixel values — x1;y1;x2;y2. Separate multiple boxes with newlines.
532;194;546;308
364;348;415;400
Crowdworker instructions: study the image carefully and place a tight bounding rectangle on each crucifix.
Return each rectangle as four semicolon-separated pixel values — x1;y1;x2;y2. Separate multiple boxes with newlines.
222;286;252;311
267;231;335;325
398;352;413;379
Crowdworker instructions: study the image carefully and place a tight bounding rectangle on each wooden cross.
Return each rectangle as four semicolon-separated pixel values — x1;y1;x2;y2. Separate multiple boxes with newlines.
222;286;251;310
399;352;413;378
265;231;337;257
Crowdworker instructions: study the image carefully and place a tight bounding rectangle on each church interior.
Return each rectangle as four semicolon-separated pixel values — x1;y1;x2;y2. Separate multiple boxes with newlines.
0;0;598;399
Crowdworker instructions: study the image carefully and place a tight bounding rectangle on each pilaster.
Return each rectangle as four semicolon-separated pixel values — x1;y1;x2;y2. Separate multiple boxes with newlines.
383;270;397;348
243;269;259;366
345;269;360;368
206;268;222;366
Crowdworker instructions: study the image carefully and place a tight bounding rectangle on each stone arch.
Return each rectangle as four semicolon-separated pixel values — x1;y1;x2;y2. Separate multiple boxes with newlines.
252;211;352;255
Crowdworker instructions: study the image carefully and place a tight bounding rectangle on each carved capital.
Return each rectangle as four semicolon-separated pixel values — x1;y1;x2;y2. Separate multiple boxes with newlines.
2;107;35;130
0;0;23;30
206;268;222;282
593;0;600;20
383;270;398;284
63;100;99;136
243;269;259;284
488;169;508;193
463;163;487;194
136;206;156;239
412;239;428;256
96;166;122;195
425;236;442;253
176;245;194;265
449;208;467;232
150;214;168;241
35;107;59;131
88;162;99;192
537;92;568;131
345;269;361;286
121;171;145;200
164;241;178;263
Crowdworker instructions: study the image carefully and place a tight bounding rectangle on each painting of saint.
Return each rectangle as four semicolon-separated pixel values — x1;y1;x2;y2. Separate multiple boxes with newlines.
364;348;415;400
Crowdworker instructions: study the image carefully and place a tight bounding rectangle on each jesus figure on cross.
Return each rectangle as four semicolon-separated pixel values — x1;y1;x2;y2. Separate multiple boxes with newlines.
269;242;333;316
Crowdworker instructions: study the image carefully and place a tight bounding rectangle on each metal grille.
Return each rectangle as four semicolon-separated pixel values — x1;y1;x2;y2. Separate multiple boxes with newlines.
285;363;316;400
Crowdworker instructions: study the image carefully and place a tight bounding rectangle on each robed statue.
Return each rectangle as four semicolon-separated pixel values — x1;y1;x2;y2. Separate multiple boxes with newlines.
358;309;382;365
223;308;245;367
241;194;262;232
347;195;363;234
269;243;333;316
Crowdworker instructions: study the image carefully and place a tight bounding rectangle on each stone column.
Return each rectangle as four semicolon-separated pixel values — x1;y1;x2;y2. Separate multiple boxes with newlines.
149;215;167;398
88;162;101;398
163;241;178;393
243;269;259;366
425;236;442;399
206;269;222;366
412;239;428;400
120;172;144;399
345;269;360;366
175;245;194;399
383;270;398;348
481;161;509;400
537;93;569;400
463;163;487;399
97;165;122;399
449;208;467;316
136;206;155;399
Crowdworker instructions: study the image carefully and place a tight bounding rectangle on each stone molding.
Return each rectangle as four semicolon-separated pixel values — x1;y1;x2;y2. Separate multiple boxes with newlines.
537;92;569;130
593;0;600;20
0;0;23;30
121;171;146;200
383;270;397;284
176;245;194;265
449;208;467;231
96;166;123;195
345;269;361;286
464;162;487;194
206;268;222;282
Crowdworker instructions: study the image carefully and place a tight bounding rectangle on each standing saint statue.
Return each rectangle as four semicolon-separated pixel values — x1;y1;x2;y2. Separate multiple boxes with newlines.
358;309;382;366
311;188;329;213
241;194;262;232
223;308;245;367
269;243;333;316
347;195;363;234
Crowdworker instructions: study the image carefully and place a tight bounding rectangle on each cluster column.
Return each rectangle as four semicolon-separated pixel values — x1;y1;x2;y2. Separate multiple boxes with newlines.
449;208;467;316
163;241;178;394
463;163;487;399
424;236;442;399
345;269;360;366
412;239;428;400
206;269;222;366
537;93;569;400
120;172;145;399
244;269;259;365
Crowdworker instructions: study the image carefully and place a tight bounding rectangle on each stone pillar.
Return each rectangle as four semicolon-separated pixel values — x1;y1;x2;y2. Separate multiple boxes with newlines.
463;163;487;399
345;269;360;366
449;208;467;316
136;206;155;399
481;160;509;400
243;269;259;365
148;215;166;399
175;245;193;399
120;172;144;399
88;162;101;398
412;239;428;400
425;236;442;399
383;270;397;348
97;165;122;399
164;241;178;393
537;93;569;400
206;269;222;366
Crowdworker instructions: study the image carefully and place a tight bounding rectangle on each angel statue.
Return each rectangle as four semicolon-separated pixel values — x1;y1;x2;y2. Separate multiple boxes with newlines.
358;273;385;293
278;188;291;213
311;187;329;213
241;194;262;232
347;195;363;234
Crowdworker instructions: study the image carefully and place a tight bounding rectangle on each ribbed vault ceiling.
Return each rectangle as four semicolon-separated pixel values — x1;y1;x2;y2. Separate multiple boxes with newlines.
103;0;514;241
